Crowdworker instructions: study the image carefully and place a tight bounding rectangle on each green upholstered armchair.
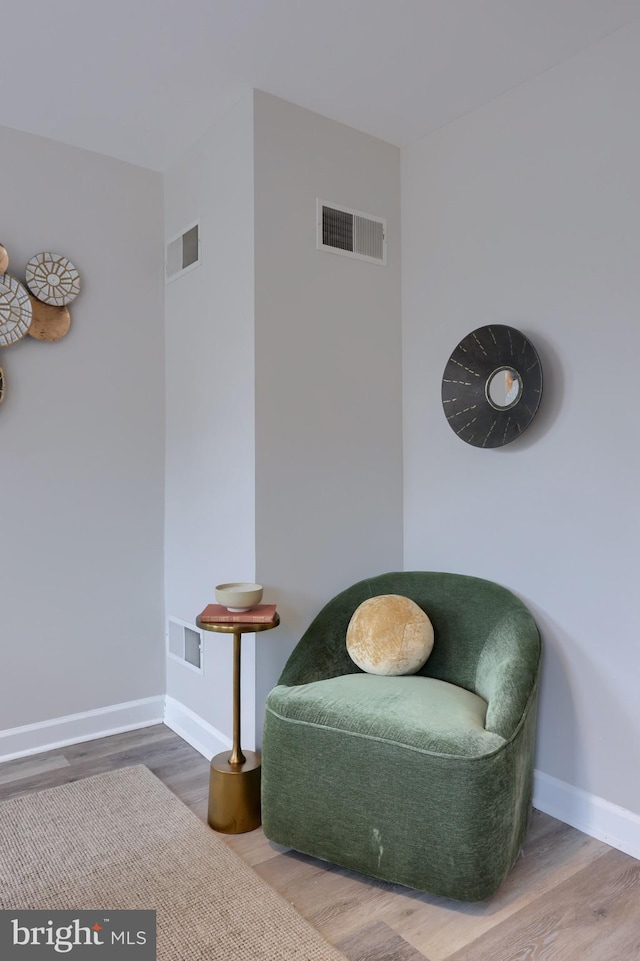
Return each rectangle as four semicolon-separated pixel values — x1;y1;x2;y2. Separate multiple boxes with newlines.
261;572;541;902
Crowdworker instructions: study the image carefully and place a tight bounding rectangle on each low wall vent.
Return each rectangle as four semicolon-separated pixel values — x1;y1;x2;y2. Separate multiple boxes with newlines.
317;199;386;266
167;617;204;674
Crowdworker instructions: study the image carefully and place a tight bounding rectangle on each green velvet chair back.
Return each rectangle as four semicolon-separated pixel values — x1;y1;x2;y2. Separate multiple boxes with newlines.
278;571;540;739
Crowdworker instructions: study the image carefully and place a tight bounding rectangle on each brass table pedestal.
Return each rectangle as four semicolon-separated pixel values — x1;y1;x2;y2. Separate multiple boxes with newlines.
196;613;280;834
208;749;262;833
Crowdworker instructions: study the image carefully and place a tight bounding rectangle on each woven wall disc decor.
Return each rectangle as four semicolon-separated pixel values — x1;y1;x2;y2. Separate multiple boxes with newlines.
28;296;71;342
1;243;81;411
25;252;81;306
0;274;33;346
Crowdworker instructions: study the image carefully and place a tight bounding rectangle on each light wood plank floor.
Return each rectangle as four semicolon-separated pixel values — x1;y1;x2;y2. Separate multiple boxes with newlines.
1;725;638;960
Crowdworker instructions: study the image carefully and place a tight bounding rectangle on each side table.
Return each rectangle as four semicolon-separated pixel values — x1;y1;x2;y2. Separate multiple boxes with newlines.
196;612;280;834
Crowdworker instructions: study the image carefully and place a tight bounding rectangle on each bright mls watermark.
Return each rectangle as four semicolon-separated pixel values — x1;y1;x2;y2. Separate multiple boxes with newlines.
0;911;156;958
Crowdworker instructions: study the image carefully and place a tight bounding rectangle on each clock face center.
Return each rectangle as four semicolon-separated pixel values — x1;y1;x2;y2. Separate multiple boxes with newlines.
486;366;522;410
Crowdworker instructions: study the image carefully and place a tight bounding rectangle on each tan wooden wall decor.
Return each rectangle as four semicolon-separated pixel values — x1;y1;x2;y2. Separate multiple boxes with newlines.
0;242;81;407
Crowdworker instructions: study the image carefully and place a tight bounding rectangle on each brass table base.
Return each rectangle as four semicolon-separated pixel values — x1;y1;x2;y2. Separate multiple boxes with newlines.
208;750;261;834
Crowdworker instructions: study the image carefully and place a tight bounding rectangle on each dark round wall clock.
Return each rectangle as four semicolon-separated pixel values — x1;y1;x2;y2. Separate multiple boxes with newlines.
441;325;543;448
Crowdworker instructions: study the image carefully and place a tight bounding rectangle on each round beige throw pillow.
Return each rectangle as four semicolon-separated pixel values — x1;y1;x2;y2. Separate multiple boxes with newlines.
346;594;434;676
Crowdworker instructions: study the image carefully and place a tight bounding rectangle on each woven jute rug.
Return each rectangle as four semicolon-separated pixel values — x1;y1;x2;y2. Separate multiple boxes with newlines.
0;764;346;960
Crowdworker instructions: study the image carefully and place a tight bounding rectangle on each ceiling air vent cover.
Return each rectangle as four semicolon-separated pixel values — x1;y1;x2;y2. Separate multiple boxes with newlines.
317;200;387;266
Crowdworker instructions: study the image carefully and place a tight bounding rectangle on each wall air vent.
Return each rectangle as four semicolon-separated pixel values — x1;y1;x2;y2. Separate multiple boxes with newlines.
165;221;201;282
317;199;387;266
167;617;203;674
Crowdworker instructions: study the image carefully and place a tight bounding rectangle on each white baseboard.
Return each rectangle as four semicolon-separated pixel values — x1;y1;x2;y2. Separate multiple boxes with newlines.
0;696;165;764
2;701;637;863
534;769;640;861
163;695;231;761
0;695;232;767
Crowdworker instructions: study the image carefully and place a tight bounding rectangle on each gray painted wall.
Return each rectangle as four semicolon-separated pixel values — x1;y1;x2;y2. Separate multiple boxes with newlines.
0;125;165;729
402;20;640;815
1;47;636;836
163;94;256;743
253;92;403;742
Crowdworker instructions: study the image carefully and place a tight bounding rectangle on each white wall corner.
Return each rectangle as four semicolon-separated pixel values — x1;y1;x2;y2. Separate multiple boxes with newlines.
534;769;640;861
0;696;165;764
164;695;231;761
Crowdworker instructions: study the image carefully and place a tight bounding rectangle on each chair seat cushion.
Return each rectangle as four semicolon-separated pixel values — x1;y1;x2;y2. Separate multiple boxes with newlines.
266;674;505;758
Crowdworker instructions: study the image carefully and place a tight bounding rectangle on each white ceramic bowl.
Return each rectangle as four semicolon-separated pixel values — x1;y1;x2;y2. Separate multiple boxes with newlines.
215;582;263;612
